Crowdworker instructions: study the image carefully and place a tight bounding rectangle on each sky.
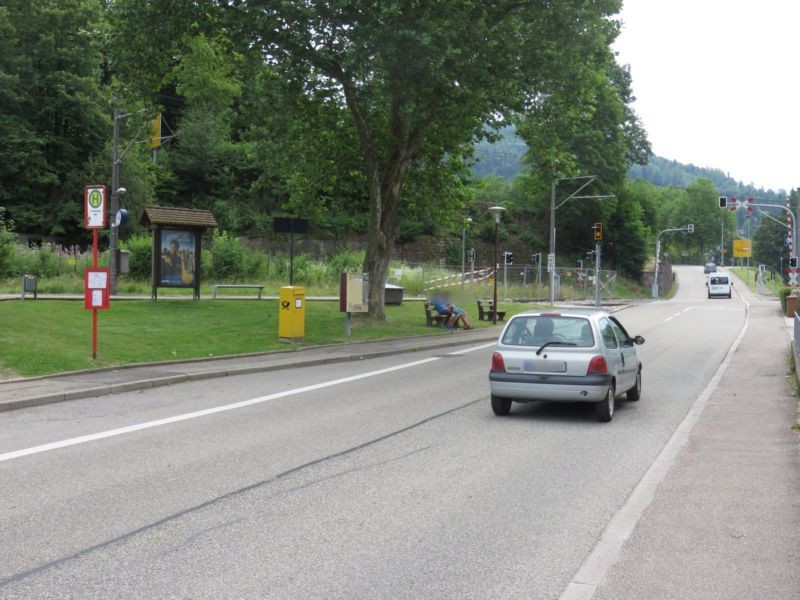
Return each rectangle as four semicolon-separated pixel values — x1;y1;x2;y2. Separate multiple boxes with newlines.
613;1;799;192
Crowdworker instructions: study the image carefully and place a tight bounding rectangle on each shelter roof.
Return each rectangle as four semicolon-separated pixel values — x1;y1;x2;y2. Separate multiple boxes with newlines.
140;206;217;229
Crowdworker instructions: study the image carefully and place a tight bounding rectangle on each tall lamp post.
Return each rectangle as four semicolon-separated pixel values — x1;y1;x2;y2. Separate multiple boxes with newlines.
652;224;694;298
110;107;121;295
488;206;505;324
109;104;149;294
549;176;613;304
461;217;472;290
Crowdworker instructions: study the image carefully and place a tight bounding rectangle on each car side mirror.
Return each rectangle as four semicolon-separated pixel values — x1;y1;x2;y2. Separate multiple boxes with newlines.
633;335;645;345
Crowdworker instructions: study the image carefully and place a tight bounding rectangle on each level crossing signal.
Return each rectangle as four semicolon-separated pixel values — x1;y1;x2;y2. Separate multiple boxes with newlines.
592;222;602;240
503;251;514;265
719;196;727;208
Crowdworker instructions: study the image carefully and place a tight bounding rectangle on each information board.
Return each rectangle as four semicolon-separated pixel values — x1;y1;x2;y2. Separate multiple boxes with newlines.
84;268;110;310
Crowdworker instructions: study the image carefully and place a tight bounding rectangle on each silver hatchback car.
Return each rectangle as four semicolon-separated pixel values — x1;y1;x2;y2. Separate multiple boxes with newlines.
488;309;645;421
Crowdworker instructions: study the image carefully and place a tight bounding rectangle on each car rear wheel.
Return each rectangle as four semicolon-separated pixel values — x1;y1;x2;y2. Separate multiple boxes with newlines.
595;384;615;422
627;370;641;402
491;394;512;416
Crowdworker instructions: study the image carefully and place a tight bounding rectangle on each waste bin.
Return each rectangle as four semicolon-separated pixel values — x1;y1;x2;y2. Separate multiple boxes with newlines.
384;283;404;305
279;286;306;342
118;249;130;274
22;275;37;300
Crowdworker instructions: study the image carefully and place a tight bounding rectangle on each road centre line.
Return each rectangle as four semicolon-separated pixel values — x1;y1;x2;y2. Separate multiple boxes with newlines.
664;307;692;322
1;351;483;463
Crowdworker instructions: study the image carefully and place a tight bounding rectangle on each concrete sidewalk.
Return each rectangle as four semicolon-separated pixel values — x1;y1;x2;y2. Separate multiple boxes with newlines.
565;272;800;600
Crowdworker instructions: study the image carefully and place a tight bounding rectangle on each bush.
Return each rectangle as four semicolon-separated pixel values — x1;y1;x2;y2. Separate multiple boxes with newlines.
121;234;153;280
326;249;364;274
0;209;17;279
208;231;247;280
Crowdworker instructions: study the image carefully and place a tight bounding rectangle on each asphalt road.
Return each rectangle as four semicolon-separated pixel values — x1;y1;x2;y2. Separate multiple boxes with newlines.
0;266;773;598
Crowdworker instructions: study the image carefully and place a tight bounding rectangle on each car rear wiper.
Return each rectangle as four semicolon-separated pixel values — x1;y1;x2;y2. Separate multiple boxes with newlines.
536;340;577;355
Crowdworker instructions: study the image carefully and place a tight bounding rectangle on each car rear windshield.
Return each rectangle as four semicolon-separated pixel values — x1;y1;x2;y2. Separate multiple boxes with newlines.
710;276;728;284
501;315;594;347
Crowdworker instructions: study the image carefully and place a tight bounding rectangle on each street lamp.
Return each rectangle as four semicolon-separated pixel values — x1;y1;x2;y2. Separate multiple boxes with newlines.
110;106;122;295
461;217;472;290
109;104;149;294
652;224;694;298
549;176;613;304
488;206;505;324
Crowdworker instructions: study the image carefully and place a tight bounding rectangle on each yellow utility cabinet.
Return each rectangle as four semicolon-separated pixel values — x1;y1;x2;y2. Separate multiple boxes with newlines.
279;286;306;342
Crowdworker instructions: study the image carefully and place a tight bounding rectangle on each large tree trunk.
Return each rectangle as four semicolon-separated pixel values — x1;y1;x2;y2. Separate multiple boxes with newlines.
342;88;426;321
364;162;403;321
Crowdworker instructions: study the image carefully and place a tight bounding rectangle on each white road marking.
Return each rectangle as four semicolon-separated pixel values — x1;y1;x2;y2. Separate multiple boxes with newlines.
1;354;463;463
560;299;751;600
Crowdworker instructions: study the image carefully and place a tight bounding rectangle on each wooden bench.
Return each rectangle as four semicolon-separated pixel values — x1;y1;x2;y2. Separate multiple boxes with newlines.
424;302;449;328
476;300;506;322
211;284;265;299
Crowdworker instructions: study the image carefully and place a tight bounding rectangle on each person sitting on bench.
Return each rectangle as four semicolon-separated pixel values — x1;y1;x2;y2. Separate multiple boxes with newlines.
431;292;473;330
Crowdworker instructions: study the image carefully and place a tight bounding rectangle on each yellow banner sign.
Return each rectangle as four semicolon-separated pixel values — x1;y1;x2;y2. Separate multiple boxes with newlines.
148;114;161;149
733;239;752;257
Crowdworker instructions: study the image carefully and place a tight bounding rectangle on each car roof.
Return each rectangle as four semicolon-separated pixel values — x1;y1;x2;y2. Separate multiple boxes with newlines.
509;308;609;319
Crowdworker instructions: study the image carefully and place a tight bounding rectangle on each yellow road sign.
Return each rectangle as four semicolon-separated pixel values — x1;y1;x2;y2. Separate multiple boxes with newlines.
733;239;752;258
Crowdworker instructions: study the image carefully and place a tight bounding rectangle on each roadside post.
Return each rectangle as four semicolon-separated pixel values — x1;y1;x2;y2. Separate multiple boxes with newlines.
83;184;110;359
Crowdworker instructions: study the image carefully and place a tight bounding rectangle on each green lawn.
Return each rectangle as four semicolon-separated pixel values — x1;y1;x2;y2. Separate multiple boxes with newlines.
0;298;528;378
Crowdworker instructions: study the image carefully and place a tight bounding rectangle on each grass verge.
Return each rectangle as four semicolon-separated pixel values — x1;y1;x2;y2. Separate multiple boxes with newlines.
0;298;530;378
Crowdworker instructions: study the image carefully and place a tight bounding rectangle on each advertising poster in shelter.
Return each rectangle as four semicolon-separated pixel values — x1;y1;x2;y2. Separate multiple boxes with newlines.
159;229;195;286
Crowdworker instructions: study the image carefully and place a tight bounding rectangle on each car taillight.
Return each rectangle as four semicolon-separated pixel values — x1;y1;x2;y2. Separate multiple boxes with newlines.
491;352;506;372
586;355;608;375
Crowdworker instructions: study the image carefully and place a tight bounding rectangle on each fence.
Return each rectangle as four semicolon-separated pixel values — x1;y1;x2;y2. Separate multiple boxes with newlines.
416;263;617;303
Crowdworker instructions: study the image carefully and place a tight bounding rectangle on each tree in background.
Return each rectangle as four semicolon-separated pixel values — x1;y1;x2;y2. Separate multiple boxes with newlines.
512;16;651;276
240;1;638;318
655;179;736;264
0;0;109;243
752;212;789;277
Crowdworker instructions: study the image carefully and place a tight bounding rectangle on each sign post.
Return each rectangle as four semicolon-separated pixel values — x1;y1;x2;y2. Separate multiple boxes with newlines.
84;185;109;359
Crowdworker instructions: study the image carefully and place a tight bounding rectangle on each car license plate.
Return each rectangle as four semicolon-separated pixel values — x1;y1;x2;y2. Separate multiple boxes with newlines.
524;359;566;373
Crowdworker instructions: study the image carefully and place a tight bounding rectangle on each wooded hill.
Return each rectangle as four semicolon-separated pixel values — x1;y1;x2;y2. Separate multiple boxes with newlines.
474;127;787;205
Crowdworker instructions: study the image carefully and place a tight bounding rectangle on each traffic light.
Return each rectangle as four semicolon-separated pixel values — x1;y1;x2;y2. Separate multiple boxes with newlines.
718;196;727;208
504;251;514;265
593;222;602;241
576;259;583;269
687;223;694;233
790;256;798;269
